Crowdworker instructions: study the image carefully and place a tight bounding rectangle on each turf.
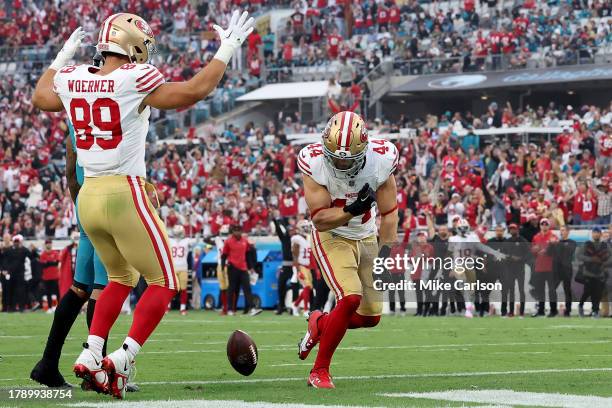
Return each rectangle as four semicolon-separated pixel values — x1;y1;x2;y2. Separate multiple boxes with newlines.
1;310;612;407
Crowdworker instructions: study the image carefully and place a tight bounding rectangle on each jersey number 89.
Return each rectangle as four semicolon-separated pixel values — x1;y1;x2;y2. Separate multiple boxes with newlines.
70;98;123;150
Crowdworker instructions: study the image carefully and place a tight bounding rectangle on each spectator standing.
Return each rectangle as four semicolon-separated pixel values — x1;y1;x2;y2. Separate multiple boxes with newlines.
336;56;356;88
530;218;559;317
272;216;297;314
2;234;31;311
39;239;60;313
58;236;78;299
578;227;610;318
504;223;529;317
552;226;576;316
221;225;262;316
594;178;610;225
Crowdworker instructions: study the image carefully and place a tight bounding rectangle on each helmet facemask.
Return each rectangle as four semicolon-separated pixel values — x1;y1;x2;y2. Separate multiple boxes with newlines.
322;146;366;179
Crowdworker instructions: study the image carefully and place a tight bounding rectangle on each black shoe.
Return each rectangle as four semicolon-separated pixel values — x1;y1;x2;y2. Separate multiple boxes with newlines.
564;310;571;317
531;312;545;318
30;359;73;388
547;311;558;318
274;309;284;315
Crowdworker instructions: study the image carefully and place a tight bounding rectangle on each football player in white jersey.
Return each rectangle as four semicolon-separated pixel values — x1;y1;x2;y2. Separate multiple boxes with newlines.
32;11;254;398
296;111;399;388
449;218;506;318
291;220;313;316
170;225;191;316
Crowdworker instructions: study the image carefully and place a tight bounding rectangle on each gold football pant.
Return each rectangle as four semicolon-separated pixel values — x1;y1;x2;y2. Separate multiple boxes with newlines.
298;266;313;288
311;230;382;316
176;270;188;291
77;175;178;290
217;263;229;290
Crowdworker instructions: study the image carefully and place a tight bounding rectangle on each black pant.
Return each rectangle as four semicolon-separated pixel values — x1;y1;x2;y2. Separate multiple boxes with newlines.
312;273;330;311
555;266;573;313
533;271;557;314
580;277;604;313
6;277;27;311
502;264;526;315
228;265;253;312
388;273;406;312
277;266;298;312
439;270;462;314
0;275;8;312
42;280;59;302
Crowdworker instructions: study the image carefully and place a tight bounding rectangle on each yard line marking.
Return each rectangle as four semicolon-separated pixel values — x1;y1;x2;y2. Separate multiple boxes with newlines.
137;367;612;386
63;399;384;408
379;389;612;408
161;319;285;325
3;339;611;358
0;335;35;338
492;351;552;355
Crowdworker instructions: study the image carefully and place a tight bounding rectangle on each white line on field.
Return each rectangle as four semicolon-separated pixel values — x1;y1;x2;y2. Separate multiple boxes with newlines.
3;339;610;358
380;389;612;408
62;399;384;408
492;351;552;355
137;367;612;386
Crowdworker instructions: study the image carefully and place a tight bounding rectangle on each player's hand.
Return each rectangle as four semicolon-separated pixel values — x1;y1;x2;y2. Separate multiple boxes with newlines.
344;183;376;216
213;10;255;64
50;27;86;71
494;252;507;262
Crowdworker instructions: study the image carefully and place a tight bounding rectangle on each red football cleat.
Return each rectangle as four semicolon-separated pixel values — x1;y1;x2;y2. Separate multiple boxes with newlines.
298;310;325;360
307;368;335;389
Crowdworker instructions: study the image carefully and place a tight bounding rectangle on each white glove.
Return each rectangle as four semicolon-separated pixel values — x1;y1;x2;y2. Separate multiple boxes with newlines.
213;10;255;64
494;252;507;262
50;27;86;71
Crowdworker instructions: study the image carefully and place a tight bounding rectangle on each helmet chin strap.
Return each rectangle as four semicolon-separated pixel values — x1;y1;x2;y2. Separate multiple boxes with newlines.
93;52;105;67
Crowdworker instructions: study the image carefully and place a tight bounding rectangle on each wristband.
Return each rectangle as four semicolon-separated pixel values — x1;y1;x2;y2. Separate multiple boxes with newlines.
213;43;235;65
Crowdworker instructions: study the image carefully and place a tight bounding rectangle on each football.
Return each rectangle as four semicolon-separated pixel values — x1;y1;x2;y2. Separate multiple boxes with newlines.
226;330;258;376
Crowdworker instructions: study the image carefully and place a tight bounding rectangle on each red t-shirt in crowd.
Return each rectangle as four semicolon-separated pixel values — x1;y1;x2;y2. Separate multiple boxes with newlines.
222;235;249;271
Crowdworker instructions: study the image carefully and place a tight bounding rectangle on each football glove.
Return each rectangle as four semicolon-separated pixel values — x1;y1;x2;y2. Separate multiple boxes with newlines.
50;27;86;71
344;183;376;217
213;10;255;64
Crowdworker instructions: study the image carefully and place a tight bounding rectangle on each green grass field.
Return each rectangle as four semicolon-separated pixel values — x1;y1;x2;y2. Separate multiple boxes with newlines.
1;311;612;408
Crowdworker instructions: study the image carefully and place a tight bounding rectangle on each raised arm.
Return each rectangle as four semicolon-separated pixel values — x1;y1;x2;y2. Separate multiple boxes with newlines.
143;10;254;110
32;28;85;111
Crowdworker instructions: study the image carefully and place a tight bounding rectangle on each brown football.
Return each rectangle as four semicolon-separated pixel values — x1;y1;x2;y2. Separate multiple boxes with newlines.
226;330;258;376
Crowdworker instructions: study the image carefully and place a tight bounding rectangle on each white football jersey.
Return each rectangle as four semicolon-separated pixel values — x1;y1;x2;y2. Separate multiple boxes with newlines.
170;237;190;271
291;234;311;266
298;138;398;240
53;63;165;177
449;233;482;259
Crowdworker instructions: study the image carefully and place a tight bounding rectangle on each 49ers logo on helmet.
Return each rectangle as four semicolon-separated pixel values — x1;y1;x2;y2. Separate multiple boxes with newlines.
135;19;153;37
360;128;368;143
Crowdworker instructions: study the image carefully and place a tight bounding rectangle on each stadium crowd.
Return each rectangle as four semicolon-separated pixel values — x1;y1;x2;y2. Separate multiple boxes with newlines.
3;0;611;75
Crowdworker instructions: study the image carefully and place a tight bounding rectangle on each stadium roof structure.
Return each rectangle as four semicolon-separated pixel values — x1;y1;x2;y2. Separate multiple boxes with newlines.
393;64;612;93
236;81;330;102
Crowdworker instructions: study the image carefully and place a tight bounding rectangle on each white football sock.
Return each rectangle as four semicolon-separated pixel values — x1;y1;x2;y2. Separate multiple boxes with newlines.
123;337;141;361
87;335;105;358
